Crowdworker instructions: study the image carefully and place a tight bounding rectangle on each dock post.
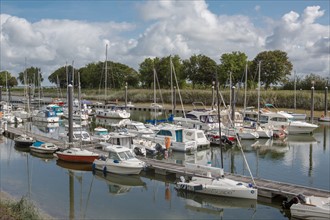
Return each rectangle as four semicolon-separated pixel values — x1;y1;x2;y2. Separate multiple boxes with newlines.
125;82;127;108
231;86;236;122
311;85;314;123
68;84;73;145
325;87;328;117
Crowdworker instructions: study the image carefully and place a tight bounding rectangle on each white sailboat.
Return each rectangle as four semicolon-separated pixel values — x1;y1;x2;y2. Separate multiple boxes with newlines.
95;44;130;119
176;77;258;200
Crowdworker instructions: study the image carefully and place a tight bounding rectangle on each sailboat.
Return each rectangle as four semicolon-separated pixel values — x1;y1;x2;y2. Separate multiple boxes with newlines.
95;44;130;119
14;63;35;148
55;75;99;164
176;76;258;200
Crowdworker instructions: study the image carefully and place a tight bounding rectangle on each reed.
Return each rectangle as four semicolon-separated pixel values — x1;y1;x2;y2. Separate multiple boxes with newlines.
0;196;44;220
7;88;329;111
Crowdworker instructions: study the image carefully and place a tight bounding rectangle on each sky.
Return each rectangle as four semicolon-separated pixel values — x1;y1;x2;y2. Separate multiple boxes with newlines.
0;0;329;86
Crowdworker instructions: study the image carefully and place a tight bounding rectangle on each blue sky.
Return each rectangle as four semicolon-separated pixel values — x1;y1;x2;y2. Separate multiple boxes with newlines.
1;0;329;85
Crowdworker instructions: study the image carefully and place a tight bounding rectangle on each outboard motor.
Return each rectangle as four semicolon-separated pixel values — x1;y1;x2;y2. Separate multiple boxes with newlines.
221;135;234;146
134;147;145;156
282;194;306;209
155;143;165;154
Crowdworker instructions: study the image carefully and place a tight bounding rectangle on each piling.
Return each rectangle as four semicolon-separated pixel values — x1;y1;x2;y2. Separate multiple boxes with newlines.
231;86;236;122
325;87;328;117
310;86;314;123
68;84;73;143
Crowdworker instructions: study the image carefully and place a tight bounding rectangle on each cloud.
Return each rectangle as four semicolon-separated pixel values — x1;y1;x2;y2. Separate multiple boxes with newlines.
0;2;329;86
265;6;329;75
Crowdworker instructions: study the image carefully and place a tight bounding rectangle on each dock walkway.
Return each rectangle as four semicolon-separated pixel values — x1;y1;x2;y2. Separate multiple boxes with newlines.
3;126;329;199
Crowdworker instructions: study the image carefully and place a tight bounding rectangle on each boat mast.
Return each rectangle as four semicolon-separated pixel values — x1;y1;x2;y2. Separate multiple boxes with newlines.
257;61;261;123
243;63;247;118
104;44;108;104
294;70;296;111
170;56;174;114
215;71;223;169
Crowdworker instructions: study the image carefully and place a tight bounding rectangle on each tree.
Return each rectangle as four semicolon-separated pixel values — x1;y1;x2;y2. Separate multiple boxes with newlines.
183;54;217;88
48;65;75;88
218;51;249;87
139;57;159;89
251;50;293;89
0;71;18;88
17;67;43;86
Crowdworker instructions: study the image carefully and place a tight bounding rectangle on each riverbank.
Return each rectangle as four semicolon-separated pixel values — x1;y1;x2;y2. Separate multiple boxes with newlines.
0;191;53;220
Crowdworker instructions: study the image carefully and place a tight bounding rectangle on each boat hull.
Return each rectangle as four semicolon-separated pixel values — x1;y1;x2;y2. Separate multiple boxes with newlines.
55;153;99;163
291;204;330;220
93;159;144;175
176;177;258;200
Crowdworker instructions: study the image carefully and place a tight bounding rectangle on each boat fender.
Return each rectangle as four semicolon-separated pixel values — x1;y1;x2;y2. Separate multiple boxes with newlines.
248;183;253;188
103;166;107;175
180;176;186;183
92;163;96;174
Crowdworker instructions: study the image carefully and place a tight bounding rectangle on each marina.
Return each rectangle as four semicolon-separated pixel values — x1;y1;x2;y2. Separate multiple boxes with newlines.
3;125;330;200
0;106;329;219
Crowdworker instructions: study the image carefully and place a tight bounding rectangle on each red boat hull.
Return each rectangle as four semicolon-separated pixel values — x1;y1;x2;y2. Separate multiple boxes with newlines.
56;153;99;163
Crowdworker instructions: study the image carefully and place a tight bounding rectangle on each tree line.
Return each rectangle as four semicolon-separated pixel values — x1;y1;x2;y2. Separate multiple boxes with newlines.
0;50;328;90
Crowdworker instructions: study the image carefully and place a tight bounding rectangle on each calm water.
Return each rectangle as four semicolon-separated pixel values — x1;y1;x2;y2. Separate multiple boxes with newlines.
0;110;329;220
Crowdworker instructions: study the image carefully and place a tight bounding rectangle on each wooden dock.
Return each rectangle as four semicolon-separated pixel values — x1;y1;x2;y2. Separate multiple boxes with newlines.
3;126;329;200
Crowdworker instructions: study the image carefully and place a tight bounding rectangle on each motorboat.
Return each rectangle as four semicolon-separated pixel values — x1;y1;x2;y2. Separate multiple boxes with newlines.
30;141;58;154
92;143;145;175
259;111;318;134
59;123;92;142
122;120;154;137
91;127;111;142
176;175;257;200
283;194;330;220
14;134;35;147
33;109;60;123
318;115;330;122
173;109;219;131
55;147;99;163
95;105;130;119
46;104;64;116
141;124;198;152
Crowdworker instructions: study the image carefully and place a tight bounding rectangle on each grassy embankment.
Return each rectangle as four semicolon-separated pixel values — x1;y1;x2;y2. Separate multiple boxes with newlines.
0;191;48;220
9;88;329;116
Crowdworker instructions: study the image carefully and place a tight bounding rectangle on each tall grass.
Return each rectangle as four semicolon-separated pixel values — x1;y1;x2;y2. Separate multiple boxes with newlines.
8;88;329;111
0;196;44;220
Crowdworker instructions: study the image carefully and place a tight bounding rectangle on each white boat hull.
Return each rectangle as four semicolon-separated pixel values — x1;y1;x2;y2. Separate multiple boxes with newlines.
176;176;257;200
290;196;330;220
93;158;144;175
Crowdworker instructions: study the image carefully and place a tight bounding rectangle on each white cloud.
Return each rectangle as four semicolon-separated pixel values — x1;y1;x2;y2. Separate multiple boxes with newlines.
0;2;329;86
265;6;329;75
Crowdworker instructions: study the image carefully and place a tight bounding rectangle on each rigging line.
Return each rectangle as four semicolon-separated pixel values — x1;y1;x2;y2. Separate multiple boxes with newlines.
172;60;186;119
155;68;164;107
216;74;256;185
83;174;95;219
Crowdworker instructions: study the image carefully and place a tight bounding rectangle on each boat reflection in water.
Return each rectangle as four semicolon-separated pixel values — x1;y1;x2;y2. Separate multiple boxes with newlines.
285;135;317;144
176;190;256;215
56;160;93;172
93;170;146;195
30;151;55;162
33;121;60;134
251;138;289;155
158;148;212;166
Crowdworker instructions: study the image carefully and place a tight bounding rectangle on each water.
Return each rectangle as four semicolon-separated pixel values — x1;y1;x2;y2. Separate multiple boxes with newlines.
0;110;329;219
